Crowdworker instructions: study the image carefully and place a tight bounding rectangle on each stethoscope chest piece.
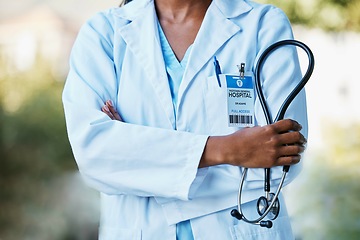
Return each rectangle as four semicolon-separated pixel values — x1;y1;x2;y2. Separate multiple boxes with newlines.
257;193;280;220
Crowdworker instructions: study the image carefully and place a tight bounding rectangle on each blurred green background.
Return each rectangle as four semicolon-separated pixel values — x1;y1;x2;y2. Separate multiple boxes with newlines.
0;0;360;239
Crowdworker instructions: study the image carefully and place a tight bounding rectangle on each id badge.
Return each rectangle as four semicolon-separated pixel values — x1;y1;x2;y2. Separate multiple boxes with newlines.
221;73;255;127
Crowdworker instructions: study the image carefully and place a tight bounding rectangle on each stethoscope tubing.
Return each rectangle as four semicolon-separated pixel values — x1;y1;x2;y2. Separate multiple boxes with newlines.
236;168;287;224
235;39;315;226
255;39;315;125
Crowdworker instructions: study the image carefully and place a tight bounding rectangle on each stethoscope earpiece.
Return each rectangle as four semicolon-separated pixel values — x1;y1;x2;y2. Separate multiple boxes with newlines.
230;209;243;220
230;209;273;228
260;220;273;228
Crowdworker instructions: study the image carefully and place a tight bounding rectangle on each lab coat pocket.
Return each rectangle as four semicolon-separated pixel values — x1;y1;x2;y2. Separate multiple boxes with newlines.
99;226;142;240
204;75;239;135
229;216;294;240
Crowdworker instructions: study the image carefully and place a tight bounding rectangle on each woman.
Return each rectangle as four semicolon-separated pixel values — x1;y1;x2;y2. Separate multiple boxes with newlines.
63;0;307;239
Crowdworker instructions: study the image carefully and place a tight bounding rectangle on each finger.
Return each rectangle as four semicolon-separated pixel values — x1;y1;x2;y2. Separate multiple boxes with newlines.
106;101;117;117
277;131;307;145
102;105;114;120
278;144;305;157
272;119;302;133
102;105;115;120
106;100;122;121
275;155;301;166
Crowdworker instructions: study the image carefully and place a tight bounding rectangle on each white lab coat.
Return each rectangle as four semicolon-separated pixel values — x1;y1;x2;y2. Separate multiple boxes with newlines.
62;0;308;239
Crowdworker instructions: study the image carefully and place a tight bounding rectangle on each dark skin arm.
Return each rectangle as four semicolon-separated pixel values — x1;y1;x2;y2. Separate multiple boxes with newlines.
200;120;306;168
102;101;306;169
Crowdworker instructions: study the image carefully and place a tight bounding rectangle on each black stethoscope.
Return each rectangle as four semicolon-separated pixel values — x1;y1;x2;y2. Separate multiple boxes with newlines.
231;40;315;228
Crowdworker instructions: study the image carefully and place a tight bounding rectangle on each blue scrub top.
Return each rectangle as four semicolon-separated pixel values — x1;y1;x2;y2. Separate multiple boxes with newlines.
158;22;194;240
158;22;192;118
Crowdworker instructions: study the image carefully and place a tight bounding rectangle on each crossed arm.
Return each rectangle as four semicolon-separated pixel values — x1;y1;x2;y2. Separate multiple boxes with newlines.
101;100;306;169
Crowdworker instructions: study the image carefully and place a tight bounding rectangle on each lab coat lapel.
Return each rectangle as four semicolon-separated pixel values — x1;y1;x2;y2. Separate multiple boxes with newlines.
179;0;252;103
119;1;176;128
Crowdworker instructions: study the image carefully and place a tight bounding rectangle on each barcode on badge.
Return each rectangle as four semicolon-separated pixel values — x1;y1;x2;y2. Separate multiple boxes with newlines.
229;115;253;125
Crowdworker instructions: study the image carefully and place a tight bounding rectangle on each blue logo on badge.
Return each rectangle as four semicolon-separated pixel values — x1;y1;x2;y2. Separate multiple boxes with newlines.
236;80;243;88
226;75;253;89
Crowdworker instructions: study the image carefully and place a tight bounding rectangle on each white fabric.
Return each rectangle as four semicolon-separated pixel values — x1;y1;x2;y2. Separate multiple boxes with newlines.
62;0;308;239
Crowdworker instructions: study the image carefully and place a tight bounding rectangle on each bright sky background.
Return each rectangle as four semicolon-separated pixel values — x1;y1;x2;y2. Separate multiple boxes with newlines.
293;26;360;150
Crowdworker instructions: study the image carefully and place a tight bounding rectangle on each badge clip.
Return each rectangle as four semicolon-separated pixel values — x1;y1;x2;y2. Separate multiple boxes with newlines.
237;63;245;79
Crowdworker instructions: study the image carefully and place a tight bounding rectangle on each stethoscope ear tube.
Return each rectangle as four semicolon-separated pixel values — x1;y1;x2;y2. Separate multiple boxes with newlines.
255;40;315;124
232;39;315;228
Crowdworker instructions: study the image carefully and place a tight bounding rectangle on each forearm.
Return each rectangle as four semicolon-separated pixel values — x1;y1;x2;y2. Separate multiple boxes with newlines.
65;111;208;199
199;136;225;168
199;119;306;169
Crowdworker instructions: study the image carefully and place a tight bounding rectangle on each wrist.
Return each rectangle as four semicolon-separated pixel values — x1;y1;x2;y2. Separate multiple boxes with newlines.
199;136;227;168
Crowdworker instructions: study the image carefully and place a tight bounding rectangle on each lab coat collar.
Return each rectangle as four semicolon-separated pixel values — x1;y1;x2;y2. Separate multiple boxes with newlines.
178;1;252;104
118;1;176;128
114;0;152;21
214;0;253;18
117;0;253;128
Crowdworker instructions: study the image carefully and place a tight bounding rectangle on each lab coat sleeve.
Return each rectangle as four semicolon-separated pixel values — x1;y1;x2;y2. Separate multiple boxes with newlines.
246;6;308;191
62;12;209;201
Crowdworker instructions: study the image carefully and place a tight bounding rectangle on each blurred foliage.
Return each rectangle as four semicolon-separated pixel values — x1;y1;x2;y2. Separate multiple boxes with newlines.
259;0;360;32
0;54;98;239
289;123;360;239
